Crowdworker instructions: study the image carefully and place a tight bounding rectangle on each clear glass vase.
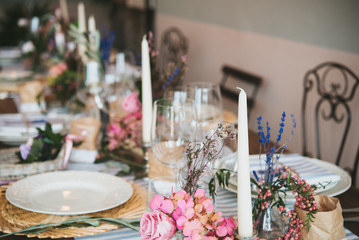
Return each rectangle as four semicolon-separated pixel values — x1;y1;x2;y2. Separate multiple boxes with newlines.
255;205;289;239
171;231;184;240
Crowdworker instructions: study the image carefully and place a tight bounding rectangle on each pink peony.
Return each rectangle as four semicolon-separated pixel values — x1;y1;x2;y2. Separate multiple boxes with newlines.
140;210;177;240
122;92;142;113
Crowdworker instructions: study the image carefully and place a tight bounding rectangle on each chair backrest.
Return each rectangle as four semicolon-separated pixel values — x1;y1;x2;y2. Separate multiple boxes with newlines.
220;65;262;118
158;27;188;73
301;62;359;185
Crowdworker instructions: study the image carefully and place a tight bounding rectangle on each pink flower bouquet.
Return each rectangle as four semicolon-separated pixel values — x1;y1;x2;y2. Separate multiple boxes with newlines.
106;93;142;153
140;189;237;240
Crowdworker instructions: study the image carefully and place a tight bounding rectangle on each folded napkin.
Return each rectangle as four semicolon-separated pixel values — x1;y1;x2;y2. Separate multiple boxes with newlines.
69;117;101;164
18;80;45;113
0;123;63;137
249;154;341;186
0;114;64;136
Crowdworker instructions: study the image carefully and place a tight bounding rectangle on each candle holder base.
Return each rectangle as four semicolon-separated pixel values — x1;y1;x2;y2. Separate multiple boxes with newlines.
237;235;257;240
236;231;257;240
141;142;151;171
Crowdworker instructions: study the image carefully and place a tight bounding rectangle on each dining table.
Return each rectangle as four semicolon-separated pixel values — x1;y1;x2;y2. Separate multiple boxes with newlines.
0;128;358;240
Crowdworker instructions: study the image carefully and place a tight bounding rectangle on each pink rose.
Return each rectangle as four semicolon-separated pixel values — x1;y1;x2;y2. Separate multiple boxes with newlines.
140;210;177;240
122;92;142;113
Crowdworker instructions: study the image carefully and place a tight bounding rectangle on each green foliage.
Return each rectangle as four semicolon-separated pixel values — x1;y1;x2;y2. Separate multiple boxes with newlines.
208;168;233;202
50;70;79;103
0;216;140;238
17;122;64;164
95;151;147;178
68;24;105;73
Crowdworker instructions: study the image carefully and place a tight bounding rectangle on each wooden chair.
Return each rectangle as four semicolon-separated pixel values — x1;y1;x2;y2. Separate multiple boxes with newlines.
220;65;262;119
158;27;188;72
301;62;359;186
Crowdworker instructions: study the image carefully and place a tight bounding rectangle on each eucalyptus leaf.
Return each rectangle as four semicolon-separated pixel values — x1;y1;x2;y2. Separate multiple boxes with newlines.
0;217;140;238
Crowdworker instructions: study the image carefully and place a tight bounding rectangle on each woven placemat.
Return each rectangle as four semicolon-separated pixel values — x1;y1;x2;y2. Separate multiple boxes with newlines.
0;182;146;238
148;148;174;179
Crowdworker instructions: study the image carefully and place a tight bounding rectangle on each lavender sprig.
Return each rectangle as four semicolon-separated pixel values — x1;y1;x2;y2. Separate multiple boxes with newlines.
256;112;296;185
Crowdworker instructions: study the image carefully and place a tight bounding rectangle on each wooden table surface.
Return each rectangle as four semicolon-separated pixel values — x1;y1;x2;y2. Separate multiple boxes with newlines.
1;130;358;239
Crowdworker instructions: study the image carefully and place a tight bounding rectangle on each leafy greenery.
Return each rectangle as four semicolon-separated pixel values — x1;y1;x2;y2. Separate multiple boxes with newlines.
68;23;105;73
95;150;147;179
50;70;79;103
208;168;232;202
17;122;64;163
0;216;140;238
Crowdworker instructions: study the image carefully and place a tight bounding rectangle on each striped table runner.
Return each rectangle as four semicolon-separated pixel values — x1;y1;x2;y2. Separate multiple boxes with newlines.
76;182;358;240
249;154;341;186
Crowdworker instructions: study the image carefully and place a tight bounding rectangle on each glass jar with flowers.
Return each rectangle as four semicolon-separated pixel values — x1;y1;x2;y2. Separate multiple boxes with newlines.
251;112;318;239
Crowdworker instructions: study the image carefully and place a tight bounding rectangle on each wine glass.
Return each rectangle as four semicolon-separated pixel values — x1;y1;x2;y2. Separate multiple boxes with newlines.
163;85;189;105
151;98;196;185
186;82;223;124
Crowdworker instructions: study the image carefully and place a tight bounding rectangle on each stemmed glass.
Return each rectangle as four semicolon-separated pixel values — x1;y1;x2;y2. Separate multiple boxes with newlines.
185;82;224;128
164;82;224;130
151;98;197;186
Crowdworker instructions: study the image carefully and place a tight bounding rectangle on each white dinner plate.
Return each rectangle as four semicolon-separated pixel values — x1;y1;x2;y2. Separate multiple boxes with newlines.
6;171;133;215
226;158;351;201
0;70;34;82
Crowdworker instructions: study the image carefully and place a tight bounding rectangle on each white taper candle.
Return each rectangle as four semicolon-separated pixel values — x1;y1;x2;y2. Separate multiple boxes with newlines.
59;0;69;23
141;35;153;145
88;15;96;34
77;2;86;62
237;87;253;237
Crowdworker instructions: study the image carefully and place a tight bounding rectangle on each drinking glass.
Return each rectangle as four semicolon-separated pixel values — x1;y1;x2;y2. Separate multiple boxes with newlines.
164;82;224;129
147;176;177;210
185;82;224;129
163;85;189;105
151;98;196;184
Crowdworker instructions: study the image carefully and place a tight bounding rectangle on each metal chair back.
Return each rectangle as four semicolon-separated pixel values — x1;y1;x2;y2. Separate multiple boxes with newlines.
301;62;359;185
220;65;262;119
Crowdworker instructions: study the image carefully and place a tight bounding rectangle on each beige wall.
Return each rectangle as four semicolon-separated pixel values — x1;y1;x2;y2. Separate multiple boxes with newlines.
156;13;359;184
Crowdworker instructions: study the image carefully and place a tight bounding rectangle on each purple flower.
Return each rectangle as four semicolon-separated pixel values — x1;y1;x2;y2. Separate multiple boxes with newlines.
20;144;31;160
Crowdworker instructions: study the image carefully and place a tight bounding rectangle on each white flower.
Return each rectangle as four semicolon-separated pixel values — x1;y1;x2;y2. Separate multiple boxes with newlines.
17;18;28;27
21;41;35;54
26;138;33;146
